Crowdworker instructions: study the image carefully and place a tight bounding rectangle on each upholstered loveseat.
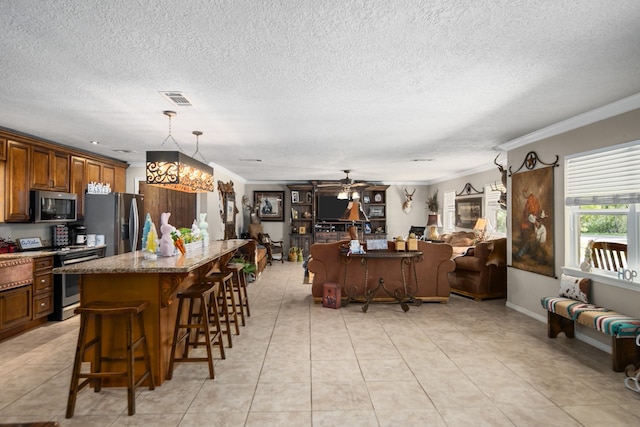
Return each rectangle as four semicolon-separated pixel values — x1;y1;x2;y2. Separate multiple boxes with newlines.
439;231;476;256
447;238;507;300
307;240;455;303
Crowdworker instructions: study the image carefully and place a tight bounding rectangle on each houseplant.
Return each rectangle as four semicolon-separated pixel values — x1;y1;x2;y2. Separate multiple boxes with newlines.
426;190;439;213
230;256;258;282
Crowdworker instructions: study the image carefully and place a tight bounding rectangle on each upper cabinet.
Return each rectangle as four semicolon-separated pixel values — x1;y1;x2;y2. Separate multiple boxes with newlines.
85;159;124;191
71;156;127;219
1;130;129;222
4;140;30;222
30;146;69;191
0;137;6;161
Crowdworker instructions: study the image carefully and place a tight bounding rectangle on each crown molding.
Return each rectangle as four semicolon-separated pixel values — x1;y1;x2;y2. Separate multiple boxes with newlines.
499;92;640;151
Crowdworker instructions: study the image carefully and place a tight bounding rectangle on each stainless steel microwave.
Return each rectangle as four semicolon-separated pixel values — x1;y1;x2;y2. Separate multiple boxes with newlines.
30;190;78;223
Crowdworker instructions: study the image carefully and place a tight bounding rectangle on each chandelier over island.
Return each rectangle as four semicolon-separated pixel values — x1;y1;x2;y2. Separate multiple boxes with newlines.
146;111;214;193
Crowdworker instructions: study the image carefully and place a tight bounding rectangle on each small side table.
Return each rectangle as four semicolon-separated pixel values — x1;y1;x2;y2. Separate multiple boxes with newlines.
340;251;423;312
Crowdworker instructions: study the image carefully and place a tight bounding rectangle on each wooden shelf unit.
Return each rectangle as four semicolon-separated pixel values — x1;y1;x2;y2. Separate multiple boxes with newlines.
362;185;389;240
287;183;389;251
287;184;314;258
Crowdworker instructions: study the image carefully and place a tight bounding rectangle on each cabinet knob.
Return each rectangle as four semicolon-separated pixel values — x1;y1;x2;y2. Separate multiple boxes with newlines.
41;279;46;283
40;302;46;307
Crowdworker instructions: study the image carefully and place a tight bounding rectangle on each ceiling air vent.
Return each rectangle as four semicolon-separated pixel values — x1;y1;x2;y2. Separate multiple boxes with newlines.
160;91;193;107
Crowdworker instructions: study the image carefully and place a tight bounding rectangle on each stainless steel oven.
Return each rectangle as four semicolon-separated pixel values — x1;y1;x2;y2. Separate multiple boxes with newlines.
50;246;106;320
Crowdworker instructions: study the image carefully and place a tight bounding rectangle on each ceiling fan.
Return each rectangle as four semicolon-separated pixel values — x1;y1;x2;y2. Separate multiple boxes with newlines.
316;170;369;195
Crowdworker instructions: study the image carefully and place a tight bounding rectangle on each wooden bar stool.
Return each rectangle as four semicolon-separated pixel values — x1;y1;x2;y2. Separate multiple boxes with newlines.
223;263;250;326
205;271;239;348
167;282;224;380
66;300;154;418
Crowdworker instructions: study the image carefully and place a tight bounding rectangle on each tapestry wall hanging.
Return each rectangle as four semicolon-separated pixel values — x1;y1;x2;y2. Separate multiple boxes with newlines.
511;161;555;277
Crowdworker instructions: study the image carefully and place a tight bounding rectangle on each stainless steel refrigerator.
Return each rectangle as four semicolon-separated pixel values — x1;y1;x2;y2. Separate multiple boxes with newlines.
83;193;144;257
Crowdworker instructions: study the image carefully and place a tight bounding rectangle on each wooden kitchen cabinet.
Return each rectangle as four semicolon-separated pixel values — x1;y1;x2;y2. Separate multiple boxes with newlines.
86;159;124;191
71;156;127;218
0;285;32;331
4;139;31;222
85;158;101;183
29;145;70;191
2;129;129;223
32;255;54;319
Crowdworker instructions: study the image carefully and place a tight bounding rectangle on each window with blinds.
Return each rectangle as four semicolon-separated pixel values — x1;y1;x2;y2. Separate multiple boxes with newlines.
566;140;640;206
565;140;639;285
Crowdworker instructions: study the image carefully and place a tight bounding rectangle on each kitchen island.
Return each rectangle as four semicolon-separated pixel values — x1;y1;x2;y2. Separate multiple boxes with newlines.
53;239;248;386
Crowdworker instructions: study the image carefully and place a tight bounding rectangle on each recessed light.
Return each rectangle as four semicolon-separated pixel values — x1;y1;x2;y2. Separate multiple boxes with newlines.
90;140;100;145
411;158;433;162
239;159;262;162
113;149;138;154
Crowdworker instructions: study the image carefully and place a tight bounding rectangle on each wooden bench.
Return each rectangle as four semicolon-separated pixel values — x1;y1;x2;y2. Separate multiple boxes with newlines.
541;296;640;371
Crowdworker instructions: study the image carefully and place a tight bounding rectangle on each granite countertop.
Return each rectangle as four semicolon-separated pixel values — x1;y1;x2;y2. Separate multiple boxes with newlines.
52;240;248;274
0;245;107;259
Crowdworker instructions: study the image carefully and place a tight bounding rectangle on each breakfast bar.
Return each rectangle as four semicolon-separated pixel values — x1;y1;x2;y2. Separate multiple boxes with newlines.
53;239;248;386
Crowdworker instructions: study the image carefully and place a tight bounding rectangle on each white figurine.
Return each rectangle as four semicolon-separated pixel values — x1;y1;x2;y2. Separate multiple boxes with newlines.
199;213;209;245
159;212;175;256
191;219;201;240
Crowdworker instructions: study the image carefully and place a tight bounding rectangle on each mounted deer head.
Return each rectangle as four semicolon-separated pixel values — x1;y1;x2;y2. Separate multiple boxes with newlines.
402;188;416;214
494;154;507;210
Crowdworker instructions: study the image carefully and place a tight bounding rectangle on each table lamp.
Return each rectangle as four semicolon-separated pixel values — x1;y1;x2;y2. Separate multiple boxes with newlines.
473;218;488;242
427;214;440;240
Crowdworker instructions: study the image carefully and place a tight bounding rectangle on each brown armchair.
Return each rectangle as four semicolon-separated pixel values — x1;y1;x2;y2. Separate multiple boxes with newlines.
448;238;507;300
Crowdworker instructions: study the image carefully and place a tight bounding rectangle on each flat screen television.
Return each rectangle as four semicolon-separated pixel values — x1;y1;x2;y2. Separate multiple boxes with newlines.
317;196;349;221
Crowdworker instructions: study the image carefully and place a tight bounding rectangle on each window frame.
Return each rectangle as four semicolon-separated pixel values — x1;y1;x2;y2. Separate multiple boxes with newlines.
564;140;640;291
484;183;507;238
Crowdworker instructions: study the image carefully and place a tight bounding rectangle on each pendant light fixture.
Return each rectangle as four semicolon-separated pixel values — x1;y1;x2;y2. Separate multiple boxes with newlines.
146;111;214;193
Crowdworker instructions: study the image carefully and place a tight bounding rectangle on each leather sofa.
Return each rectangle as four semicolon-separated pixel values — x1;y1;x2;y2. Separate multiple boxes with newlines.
307;240;455;303
447;238;507;300
440;231;476;256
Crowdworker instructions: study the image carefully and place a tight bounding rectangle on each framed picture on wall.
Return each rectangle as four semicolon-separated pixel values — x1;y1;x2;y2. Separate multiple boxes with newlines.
255;191;285;222
511;165;555;277
455;197;482;229
226;199;235;224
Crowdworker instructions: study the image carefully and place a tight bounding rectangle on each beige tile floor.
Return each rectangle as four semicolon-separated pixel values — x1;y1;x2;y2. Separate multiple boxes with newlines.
1;261;639;426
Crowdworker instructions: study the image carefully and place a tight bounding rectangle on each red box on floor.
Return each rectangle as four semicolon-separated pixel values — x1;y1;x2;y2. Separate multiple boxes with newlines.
322;283;341;309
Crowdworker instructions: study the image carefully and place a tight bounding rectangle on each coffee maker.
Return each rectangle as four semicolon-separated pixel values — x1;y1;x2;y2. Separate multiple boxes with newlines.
70;225;88;246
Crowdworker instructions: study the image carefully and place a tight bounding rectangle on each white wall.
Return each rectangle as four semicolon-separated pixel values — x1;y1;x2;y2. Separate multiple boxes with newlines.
385;185;430;239
506;108;640;327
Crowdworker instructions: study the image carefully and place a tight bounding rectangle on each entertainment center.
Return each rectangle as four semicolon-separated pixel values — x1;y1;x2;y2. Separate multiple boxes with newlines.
287;183;389;257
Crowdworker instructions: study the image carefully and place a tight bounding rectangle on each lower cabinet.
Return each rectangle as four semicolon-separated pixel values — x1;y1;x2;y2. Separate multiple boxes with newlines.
33;256;54;319
0;255;53;341
0;285;33;331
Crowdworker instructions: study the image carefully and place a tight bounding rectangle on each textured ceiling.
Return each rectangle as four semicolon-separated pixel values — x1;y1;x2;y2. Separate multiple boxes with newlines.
1;0;640;184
